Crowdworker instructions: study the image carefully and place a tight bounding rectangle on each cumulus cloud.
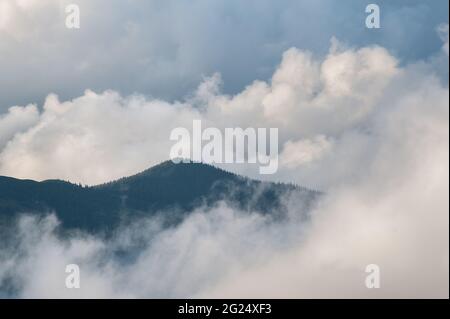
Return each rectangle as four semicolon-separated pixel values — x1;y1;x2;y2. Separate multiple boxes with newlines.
0;0;448;109
0;91;200;184
0;40;408;187
0;104;39;150
204;71;449;298
280;136;333;169
0;31;447;189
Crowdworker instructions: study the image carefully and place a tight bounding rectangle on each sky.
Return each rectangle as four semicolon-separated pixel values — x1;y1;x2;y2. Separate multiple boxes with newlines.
0;0;448;298
0;0;448;109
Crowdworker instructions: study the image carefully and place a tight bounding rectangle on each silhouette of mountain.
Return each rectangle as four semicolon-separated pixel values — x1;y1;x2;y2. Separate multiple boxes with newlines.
0;161;319;232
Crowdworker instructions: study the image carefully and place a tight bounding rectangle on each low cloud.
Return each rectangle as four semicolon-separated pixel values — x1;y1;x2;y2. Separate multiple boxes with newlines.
1;138;448;298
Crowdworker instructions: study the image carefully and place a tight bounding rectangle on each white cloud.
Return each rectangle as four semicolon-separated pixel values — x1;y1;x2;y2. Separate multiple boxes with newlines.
280;136;332;168
0;104;39;150
0;41;405;187
0;0;447;109
204;73;449;298
2;122;448;299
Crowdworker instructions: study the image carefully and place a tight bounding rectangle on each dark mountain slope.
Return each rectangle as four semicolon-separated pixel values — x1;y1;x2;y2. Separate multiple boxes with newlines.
0;161;319;232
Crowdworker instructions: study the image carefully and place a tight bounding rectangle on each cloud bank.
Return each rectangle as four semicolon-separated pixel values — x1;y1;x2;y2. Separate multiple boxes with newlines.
1;134;448;298
0;32;447;189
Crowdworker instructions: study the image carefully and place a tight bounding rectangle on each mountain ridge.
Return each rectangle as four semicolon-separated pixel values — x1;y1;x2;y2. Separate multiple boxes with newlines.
0;161;319;233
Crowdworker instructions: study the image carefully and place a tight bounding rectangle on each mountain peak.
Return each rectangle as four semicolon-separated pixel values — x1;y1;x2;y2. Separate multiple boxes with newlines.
0;160;318;232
